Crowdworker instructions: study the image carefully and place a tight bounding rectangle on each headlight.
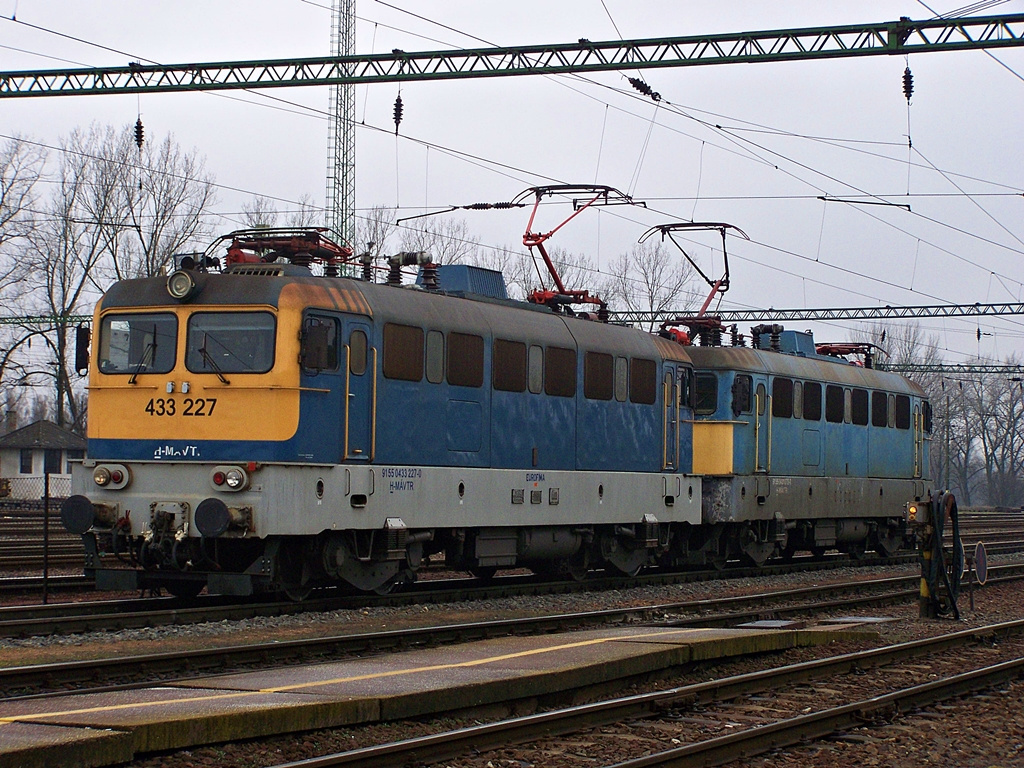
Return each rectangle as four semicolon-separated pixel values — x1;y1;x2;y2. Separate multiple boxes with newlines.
225;469;244;489
167;269;197;301
92;464;132;490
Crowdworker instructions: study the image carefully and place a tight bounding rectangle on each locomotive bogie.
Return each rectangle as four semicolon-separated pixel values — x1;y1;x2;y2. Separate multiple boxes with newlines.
67;459;702;594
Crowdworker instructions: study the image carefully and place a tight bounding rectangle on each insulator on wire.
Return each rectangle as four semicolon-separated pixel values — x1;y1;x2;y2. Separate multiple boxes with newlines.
902;67;914;103
463;201;521;210
134;118;145;149
393;94;403;135
628;76;661;102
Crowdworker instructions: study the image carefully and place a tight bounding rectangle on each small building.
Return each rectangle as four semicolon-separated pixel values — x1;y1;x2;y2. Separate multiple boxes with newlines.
0;420;86;498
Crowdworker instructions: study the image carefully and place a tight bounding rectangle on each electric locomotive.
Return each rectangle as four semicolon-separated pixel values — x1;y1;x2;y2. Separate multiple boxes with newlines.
61;228;702;597
680;320;932;567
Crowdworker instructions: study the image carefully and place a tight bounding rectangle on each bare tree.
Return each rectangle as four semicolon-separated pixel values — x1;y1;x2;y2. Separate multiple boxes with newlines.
241;193;321;230
0;136;45;253
22;128;118;430
86;125;216;282
241;195;280;229
287;194;320;229
605;240;699;331
0;137;47;411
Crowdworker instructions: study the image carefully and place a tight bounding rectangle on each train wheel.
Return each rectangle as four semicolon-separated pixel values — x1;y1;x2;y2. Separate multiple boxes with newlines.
374;569;415;595
278;540;314;602
533;550;589;582
706;525;734;571
874;529;902;558
738;523;774;568
846;542;867;560
469;566;498;581
567;550;590;581
283;584;313;602
166;581;205;599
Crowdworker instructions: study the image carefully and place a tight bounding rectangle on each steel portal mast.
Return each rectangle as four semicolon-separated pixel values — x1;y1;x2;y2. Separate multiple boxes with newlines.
1;15;1022;97
326;0;355;246
608;302;1024;326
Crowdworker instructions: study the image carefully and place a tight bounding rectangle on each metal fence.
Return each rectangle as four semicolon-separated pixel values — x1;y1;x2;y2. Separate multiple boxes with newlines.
0;475;72;501
0;474;80;602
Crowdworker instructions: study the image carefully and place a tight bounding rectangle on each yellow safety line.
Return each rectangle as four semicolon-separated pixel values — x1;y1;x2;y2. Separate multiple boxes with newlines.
0;627;722;724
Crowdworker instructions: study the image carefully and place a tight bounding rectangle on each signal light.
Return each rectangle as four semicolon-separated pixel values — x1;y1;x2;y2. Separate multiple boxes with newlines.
213;471;226;486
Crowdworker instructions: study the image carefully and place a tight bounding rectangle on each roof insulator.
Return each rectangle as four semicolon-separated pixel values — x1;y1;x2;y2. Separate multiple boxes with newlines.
134;118;145;150
628;76;661;102
393;94;404;135
902;67;914;103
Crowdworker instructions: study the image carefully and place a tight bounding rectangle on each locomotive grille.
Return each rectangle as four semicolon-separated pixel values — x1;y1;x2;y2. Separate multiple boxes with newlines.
227;265;290;276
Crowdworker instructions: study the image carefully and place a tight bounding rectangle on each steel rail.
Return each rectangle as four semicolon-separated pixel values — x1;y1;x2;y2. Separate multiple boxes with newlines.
267;619;1024;768
1;15;1022;97
7;568;1013;698
608;660;1024;767
4;549;1023;639
0;551;920;637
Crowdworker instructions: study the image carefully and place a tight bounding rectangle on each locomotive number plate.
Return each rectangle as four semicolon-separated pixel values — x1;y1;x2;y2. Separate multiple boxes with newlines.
144;397;218;417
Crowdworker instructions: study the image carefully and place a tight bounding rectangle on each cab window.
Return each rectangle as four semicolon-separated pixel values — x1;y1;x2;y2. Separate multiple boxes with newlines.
186;312;276;374
695;373;718;415
98;312;177;375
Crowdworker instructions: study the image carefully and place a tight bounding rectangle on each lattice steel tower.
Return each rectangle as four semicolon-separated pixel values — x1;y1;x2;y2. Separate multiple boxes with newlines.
326;0;355;245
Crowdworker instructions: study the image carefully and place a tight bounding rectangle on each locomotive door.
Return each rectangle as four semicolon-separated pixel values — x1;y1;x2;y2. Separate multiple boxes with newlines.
300;313;345;463
754;381;770;473
913;403;923;478
343;319;374;461
662;365;679;470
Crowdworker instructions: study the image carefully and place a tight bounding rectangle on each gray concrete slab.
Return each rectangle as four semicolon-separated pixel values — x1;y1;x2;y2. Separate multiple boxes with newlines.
0;623;877;766
0;686;376;754
0;722;132;768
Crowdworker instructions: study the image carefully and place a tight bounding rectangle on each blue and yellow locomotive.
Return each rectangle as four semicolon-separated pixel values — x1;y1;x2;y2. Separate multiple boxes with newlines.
61;228;933;597
684;324;931;568
61;229;702;596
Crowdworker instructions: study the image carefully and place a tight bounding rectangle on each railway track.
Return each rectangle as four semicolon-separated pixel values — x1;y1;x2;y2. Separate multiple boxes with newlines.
1;542;1022;639
0;551;921;638
4;563;1024;700
0;508;1016;570
288;618;1024;768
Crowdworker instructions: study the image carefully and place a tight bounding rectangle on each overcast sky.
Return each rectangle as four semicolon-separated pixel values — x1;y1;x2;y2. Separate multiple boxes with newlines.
1;1;1022;364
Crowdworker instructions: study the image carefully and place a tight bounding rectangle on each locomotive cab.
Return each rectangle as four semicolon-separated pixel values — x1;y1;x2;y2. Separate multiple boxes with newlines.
62;229;706;597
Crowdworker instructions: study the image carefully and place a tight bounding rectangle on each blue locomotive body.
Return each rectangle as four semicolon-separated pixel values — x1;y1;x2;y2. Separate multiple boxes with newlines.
686;329;931;564
64;260;703;595
63;240;932;596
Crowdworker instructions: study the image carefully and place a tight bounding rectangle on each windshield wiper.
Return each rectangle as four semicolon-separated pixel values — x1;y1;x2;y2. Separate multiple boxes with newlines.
199;334;230;385
128;330;156;385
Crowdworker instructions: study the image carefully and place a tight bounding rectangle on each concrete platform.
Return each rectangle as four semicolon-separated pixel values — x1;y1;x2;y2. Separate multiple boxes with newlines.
0;622;874;768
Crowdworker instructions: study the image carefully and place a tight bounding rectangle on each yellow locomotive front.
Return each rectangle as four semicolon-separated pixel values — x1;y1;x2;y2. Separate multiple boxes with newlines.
62;237;379;596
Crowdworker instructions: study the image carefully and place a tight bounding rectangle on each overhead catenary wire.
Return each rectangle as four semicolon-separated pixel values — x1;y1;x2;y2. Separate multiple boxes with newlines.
5;7;1022;348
